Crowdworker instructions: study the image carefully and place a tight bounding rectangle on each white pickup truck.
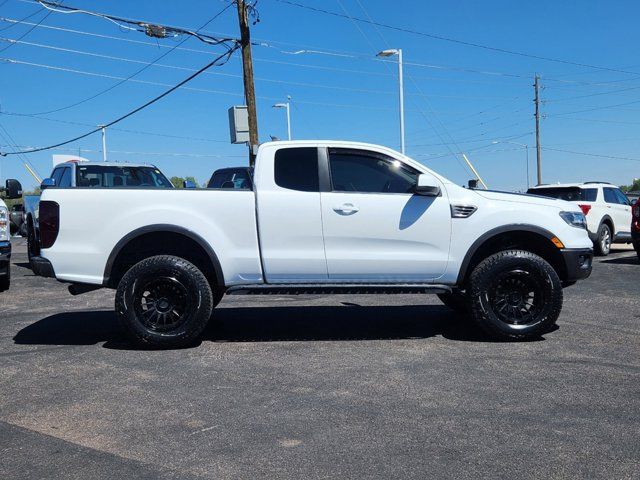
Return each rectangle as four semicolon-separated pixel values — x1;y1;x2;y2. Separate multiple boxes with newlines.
31;141;593;347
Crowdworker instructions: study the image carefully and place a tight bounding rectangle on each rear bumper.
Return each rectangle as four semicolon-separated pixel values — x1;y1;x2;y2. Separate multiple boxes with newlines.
0;241;10;276
30;255;56;278
561;248;593;282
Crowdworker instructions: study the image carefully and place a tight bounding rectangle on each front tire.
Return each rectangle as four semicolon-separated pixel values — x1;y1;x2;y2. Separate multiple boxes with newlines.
27;223;39;263
468;250;563;341
594;223;611;256
115;255;214;348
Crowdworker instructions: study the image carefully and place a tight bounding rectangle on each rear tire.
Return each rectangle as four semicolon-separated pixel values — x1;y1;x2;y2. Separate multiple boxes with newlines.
437;292;469;314
594;223;611;256
27;224;39;263
468;250;563;341
115;255;214;348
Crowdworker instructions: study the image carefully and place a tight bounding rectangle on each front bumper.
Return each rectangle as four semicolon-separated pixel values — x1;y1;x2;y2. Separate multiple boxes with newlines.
561;248;593;282
30;255;56;278
0;240;11;276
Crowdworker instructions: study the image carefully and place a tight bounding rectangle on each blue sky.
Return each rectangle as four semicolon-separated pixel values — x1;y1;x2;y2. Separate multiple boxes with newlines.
1;0;639;191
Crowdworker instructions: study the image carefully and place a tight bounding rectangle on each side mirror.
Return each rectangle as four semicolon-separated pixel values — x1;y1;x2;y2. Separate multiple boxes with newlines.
41;178;56;190
183;180;196;189
5;179;22;199
468;179;478;189
415;173;441;197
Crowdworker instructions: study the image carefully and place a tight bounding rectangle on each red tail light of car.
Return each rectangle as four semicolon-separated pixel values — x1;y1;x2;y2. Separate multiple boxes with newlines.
632;200;640;233
39;201;60;249
578;204;591;215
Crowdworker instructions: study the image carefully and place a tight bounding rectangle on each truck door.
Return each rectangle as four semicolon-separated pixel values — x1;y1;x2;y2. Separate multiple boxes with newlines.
320;147;451;282
255;146;328;282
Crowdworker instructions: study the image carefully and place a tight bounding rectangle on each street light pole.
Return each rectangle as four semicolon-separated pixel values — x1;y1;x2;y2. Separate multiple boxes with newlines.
100;126;107;162
376;48;405;154
272;100;291;140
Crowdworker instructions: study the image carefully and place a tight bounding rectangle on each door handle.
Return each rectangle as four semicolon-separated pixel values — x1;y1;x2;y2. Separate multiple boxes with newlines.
333;203;359;215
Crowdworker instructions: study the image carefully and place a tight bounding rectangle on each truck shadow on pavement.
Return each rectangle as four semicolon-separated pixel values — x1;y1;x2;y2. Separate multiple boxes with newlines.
13;305;548;349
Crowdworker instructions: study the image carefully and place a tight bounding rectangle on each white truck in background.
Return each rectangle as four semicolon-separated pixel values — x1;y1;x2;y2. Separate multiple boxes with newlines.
31;141;593;347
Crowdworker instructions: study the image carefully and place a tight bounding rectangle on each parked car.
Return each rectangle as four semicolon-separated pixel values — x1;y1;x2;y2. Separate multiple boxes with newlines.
9;203;26;236
207;167;253;189
632;199;640;259
25;162;173;261
0;179;24;291
625;190;640;204
528;182;632;256
31;141;593;347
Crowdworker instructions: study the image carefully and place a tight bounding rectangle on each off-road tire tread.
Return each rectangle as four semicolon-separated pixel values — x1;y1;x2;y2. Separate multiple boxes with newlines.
468;249;563;341
115;255;214;348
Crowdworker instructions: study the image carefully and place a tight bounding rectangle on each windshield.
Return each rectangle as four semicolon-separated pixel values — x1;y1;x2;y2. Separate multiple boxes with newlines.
527;187;596;202
76;165;172;188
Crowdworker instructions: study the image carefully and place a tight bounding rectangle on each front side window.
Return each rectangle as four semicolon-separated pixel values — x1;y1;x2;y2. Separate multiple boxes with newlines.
274;147;319;192
614;188;631;206
50;167;64;186
329;149;417;194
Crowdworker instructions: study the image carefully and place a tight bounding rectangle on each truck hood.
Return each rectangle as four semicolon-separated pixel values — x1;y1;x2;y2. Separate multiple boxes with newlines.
473;190;576;210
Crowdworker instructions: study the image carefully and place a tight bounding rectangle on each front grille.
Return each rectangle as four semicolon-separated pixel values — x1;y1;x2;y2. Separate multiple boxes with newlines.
450;204;477;218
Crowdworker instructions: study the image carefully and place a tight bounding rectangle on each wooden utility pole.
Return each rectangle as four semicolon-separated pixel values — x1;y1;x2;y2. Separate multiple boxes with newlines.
236;0;259;166
534;75;542;185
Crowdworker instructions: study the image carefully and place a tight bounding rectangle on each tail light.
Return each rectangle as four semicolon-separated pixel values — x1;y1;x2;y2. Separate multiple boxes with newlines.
632;201;640;232
39;201;60;249
578;204;591;215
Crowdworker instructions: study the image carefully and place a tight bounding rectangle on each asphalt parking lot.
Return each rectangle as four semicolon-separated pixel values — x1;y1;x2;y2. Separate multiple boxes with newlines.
1;238;638;479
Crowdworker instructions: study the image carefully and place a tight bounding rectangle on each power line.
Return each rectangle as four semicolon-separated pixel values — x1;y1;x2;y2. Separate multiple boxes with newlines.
552;98;640;116
0;2;55;52
542;146;640;163
0;46;239;156
9;2;235;115
0;5;43;32
32;0;237;47
275;0;640;76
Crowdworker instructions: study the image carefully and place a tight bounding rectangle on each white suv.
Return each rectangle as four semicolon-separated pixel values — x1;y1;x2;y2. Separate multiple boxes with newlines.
528;182;632;255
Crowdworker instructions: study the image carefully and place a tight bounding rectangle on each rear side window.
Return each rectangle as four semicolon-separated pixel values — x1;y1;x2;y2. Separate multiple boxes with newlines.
581;188;597;202
603;187;619;204
528;187;596;202
274;147;319;192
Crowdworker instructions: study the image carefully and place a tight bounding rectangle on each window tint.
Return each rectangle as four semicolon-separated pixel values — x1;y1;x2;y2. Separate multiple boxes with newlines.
58;167;72;187
329;150;417;193
582;188;597;202
76;166;172;188
614;188;631;205
603;187;619;204
50;167;64;185
528;187;590;201
208;168;253;189
274;147;319;192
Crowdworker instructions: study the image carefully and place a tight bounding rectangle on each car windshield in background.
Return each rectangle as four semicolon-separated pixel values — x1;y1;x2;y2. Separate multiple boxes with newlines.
76;166;172;188
528;187;597;202
207;169;253;189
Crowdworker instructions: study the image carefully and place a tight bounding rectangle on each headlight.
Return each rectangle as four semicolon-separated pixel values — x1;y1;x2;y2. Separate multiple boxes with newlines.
0;207;8;241
560;211;587;229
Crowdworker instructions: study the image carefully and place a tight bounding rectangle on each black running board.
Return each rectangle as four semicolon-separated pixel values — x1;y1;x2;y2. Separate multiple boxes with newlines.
226;283;451;295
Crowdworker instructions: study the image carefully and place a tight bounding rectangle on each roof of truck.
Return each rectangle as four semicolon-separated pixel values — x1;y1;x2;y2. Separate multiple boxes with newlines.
64;161;156;168
529;182;613;189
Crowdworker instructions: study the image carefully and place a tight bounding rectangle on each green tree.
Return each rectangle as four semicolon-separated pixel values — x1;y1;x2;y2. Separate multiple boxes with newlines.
620;179;640;192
